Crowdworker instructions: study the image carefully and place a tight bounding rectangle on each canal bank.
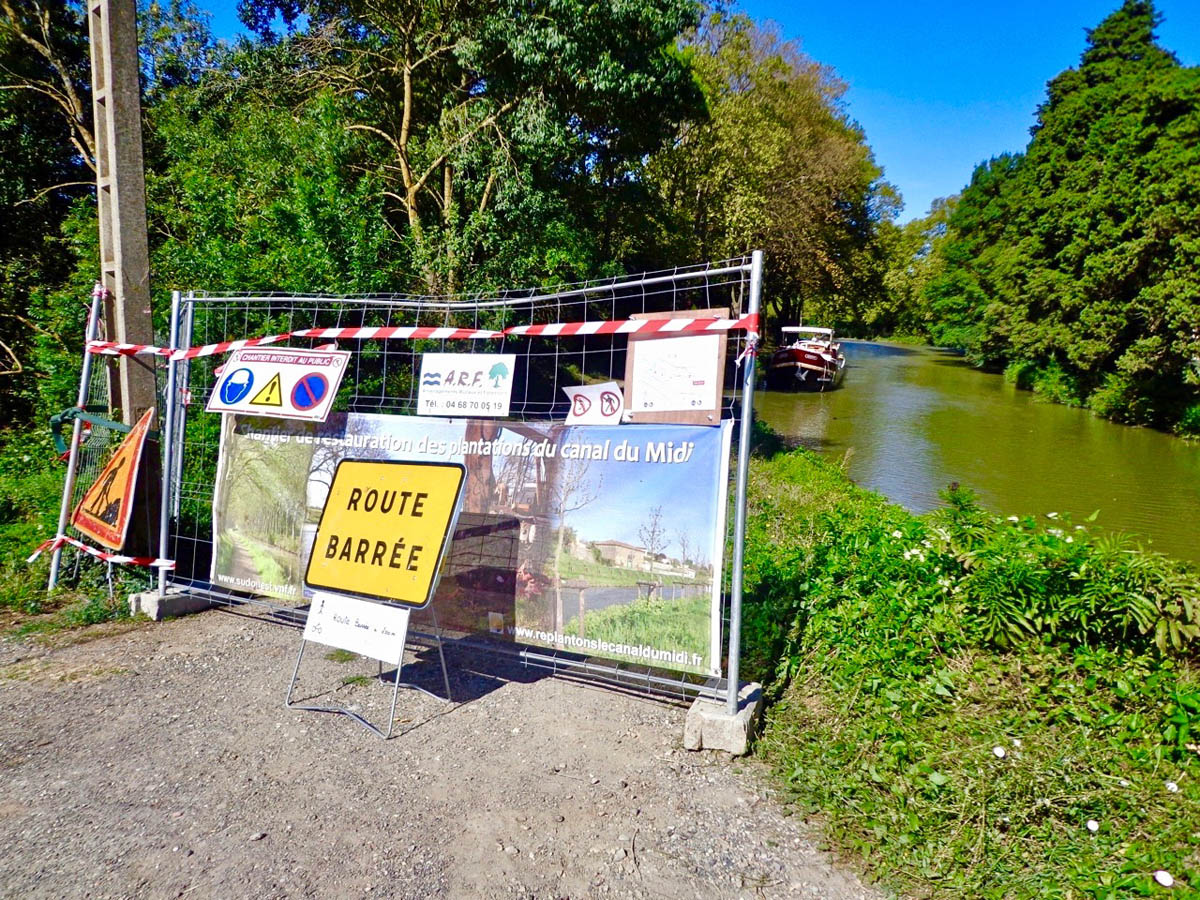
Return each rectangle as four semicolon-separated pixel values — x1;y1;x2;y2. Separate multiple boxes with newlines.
744;444;1200;898
756;341;1200;563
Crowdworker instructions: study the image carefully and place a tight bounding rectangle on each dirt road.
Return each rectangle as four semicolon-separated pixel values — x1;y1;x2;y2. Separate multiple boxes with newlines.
0;609;886;899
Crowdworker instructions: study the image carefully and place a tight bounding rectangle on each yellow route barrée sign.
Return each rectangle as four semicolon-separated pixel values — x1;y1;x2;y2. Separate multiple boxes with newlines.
303;459;466;608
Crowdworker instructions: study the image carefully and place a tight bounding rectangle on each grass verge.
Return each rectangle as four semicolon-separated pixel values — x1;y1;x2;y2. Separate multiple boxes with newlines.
565;591;710;669
0;430;141;639
744;443;1200;898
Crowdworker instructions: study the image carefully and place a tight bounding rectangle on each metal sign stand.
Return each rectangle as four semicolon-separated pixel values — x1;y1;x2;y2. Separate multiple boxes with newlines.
284;603;453;740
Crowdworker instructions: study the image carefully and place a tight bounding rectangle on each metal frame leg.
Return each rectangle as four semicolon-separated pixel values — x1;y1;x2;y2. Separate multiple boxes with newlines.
376;606;453;704
48;290;104;590
285;638;404;740
285;608;453;740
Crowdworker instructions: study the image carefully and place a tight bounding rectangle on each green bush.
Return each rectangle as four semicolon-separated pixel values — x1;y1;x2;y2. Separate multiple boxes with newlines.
1030;360;1084;407
0;429;142;632
929;486;1200;655
745;443;1200;897
1003;359;1038;391
1176;403;1200;439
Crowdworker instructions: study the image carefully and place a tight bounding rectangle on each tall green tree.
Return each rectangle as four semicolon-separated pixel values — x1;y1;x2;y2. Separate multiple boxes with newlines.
236;0;704;293
646;13;895;332
877;196;957;337
146;74;403;294
922;1;1200;432
0;0;93;421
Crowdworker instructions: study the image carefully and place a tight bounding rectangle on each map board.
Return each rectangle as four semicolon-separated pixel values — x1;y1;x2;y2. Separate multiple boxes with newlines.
623;308;727;425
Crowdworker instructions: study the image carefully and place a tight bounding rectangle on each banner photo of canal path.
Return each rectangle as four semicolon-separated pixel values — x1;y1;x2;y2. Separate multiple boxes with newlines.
210;413;732;676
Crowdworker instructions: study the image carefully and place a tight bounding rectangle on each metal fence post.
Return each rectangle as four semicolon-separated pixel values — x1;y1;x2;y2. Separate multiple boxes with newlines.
157;290;181;597
726;249;763;715
48;290;105;590
170;294;194;521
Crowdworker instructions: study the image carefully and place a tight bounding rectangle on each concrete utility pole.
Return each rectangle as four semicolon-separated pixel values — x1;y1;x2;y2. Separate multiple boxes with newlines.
87;0;156;424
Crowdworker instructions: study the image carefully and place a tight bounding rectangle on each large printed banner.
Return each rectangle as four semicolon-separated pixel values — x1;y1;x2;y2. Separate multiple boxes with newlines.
211;413;732;675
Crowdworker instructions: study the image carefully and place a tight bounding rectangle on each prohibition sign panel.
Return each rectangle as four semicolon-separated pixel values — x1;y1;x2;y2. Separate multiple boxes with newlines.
206;347;349;421
304;460;467;609
291;372;329;411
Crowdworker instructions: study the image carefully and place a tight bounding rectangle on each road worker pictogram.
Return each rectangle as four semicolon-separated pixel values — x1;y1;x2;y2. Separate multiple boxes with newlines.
72;407;155;549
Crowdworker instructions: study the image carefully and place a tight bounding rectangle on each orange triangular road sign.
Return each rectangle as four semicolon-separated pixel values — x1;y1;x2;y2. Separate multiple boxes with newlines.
72;407;155;550
250;372;283;407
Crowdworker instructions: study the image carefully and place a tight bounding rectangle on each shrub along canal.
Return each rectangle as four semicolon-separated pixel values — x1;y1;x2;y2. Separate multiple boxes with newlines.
757;341;1200;564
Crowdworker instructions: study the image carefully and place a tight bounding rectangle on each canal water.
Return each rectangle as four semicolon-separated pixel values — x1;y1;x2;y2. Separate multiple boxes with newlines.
755;341;1200;564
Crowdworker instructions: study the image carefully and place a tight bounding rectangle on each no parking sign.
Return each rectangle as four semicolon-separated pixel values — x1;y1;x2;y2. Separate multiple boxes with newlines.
206;347;349;422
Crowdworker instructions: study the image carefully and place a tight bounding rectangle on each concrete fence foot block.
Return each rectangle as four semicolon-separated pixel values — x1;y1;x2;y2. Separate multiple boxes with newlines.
684;682;762;756
129;588;214;621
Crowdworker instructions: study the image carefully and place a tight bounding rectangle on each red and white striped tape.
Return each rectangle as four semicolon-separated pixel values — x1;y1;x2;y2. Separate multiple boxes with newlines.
86;339;175;357
169;332;295;361
84;314;760;360
27;535;175;569
86;332;295;360
292;325;503;341
503;313;760;338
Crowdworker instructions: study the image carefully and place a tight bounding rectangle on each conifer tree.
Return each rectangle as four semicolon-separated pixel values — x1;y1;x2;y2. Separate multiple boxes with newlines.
924;0;1200;432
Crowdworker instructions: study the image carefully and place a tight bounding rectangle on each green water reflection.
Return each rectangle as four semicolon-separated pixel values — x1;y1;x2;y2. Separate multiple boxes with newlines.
755;342;1200;563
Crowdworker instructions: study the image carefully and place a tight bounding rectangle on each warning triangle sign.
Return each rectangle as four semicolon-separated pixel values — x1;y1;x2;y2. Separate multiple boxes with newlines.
250;373;283;407
72;407;155;550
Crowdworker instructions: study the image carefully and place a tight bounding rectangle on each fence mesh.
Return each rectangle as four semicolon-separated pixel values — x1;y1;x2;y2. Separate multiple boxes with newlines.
72;258;758;698
51;302;165;591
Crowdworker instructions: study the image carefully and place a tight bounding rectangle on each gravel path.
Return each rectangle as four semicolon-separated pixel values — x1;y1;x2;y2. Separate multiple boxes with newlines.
0;609;887;899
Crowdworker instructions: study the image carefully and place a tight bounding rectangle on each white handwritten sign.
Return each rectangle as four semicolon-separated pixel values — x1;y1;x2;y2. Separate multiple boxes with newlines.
302;590;410;665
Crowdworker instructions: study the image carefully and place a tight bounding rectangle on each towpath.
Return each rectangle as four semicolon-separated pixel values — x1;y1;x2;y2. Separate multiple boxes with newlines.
0;609;887;899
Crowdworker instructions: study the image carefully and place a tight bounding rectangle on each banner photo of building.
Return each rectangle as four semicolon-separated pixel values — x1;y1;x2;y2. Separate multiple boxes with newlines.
210;413;732;676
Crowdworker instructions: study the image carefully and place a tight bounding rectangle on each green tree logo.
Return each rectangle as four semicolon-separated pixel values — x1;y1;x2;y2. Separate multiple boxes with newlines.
488;362;510;388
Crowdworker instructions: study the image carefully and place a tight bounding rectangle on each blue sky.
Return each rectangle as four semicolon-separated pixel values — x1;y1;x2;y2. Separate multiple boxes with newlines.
198;1;1199;222
740;0;1200;221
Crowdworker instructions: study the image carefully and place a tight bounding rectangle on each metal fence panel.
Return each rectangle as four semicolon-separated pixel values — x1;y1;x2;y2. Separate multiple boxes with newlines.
150;256;760;703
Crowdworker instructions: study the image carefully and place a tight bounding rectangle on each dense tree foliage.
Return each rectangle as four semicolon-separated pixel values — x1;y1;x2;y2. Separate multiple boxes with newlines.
646;13;895;332
234;0;705;292
919;1;1200;433
0;0;903;428
874;197;955;337
0;0;93;421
